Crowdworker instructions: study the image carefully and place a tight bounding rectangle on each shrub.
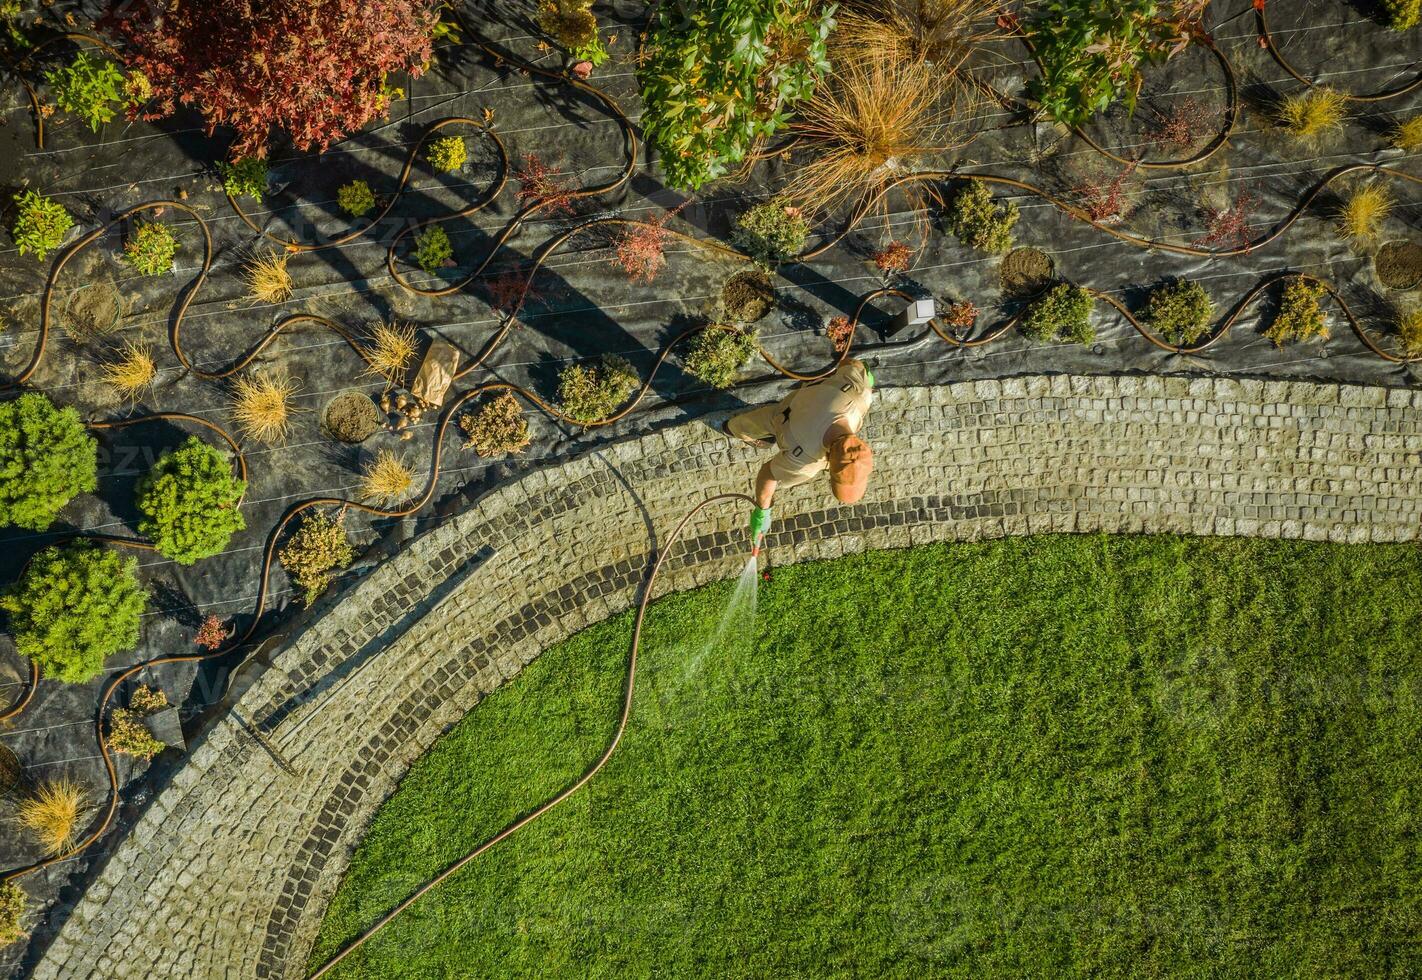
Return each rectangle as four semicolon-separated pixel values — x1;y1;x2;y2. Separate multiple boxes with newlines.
1143;279;1214;346
108;708;164;759
231;371;300;444
947;179;1017;253
825;315;854;352
11;190;74;261
279;510;356;606
1023;282;1095;344
1384;0;1420;30
359;449;414;504
100;341;157;401
943;299;979;328
337;179;377;217
872;242;913;276
1;542;146;684
219;157;268;199
684;327;759;389
557;354;639;423
45;51;125;130
513;154;576;214
1195;189;1259;251
193;614;228;650
106;0;440;156
1391;116;1422;151
1277;88;1347;141
0;882;23;949
1337;184;1392;244
732;200;810;268
361;321;417;387
241;251;293;305
129;684;168;714
1398;307;1422;357
122;220;178;276
1266;276;1330;346
413;225;454;274
135;436;246;564
637;0;834;190
426;135;467;172
18;778;85;855
538;0;603;60
460;393;531;457
612;209;682;283
0;393;97;531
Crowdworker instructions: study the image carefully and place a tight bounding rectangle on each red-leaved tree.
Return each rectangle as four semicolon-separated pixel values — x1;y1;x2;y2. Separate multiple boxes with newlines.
105;0;440;157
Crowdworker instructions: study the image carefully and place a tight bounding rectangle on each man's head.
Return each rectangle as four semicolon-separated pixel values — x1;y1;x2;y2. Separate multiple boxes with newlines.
828;434;873;503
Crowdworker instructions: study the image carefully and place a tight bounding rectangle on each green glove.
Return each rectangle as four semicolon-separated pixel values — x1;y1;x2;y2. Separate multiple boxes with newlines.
749;506;772;546
864;366;875;388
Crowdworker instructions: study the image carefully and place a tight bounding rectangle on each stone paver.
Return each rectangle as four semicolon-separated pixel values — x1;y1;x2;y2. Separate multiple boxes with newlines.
29;376;1422;979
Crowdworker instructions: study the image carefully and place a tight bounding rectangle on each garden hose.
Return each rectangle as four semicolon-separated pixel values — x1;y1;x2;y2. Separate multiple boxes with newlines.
307;490;756;979
1254;2;1422;103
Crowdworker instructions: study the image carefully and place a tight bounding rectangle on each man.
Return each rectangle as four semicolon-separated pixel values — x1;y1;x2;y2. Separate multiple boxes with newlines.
722;358;876;550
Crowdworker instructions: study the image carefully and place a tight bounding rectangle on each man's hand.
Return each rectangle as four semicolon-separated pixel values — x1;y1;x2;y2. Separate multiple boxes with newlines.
749;506;772;548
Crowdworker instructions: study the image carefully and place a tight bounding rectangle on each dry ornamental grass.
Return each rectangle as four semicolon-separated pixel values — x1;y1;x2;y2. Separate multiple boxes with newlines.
1338;184;1393;244
100;341;156;400
18;779;86;856
241;250;293;305
359;449;414;504
1277;88;1347;141
361;321;417;388
231;371;300;444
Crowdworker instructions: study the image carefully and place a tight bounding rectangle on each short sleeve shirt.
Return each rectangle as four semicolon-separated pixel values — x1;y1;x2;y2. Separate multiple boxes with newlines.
765;360;873;487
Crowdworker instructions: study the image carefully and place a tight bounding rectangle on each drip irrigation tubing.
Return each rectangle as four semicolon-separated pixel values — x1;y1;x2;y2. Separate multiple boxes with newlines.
306;490;755;979
1254;1;1422;102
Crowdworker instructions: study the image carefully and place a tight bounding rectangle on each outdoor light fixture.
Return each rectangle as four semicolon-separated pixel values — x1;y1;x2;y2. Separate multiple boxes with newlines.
885;297;935;336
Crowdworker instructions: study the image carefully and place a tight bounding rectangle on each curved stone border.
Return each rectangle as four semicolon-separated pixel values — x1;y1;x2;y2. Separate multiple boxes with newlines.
30;375;1422;979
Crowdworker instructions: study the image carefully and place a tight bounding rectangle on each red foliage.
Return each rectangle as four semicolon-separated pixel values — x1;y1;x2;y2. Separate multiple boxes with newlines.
1195;190;1260;251
1072;162;1136;223
514;154;576;215
943;300;979;329
872;241;913;276
612;205;685;283
104;0;439;157
481;269;542;315
825;315;854;353
194;614;228;651
1146;97;1220;151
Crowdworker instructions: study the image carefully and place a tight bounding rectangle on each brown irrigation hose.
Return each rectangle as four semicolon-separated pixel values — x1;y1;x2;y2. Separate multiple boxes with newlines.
1255;1;1422;102
0;660;38;723
307;490;756;978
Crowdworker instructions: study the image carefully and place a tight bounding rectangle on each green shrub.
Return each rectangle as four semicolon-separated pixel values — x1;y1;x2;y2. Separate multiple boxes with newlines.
684;326;758;389
11;190;73;262
1398;308;1422;357
218;157;268;199
279;510;356;606
1385;0;1420;30
1;542;146;684
1266;277;1330;347
732;200;810;268
0;393;97;531
637;0;834;190
1143;279;1214;347
947;180;1018;254
135;436;246;564
460;392;531;457
557;354;639;423
123;220;179;276
337;179;377;217
413;225;453;274
427;135;467;172
108;707;165;760
1023;282;1095;344
44;51;125;130
0;881;24;949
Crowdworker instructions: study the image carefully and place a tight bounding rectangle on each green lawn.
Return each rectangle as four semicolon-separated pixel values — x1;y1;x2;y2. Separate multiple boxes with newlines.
311;535;1422;978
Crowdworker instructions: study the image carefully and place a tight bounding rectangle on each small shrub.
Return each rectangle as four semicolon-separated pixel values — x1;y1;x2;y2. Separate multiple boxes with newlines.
1;542;146;684
684;327;758;389
129;684;168;714
279;510;356;606
1277;88;1347;141
872;242;913;276
11;190;74;261
1265;276;1330;347
1072;163;1136;223
1195;190;1259;251
513;154;575;214
1337;184;1393;244
135;436;246;564
108;708;164;760
943;300;979;329
426;135;467;172
359;449;414;504
241;250;292;305
337;179;377;217
17;779;85;855
612;208;683;283
0;882;24;949
45;51;124;130
947;180;1017;254
1023;283;1095;345
732;200;810;268
1143;279;1214;346
231;371;300;444
825;315;854;353
1145;97;1220;150
1398;307;1422;357
1384;0;1420;30
0;392;97;531
1390;116;1422;151
100;341;157;400
413;225;454;275
122;220;179;276
557;354;639;423
538;0;598;54
218;157;267;199
460;393;530;457
193;613;228;650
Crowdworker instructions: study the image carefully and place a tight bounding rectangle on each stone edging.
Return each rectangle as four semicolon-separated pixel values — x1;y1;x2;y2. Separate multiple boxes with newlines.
31;375;1422;979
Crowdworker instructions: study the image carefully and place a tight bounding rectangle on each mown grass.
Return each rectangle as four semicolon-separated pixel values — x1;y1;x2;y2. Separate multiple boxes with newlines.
312;535;1422;978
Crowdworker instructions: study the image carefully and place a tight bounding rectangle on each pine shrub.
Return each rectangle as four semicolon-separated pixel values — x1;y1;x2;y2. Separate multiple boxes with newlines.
1143;279;1214;347
426;135;467;172
0;392;97;531
108;708;164;760
337;179;377;217
279;511;356;606
1266;277;1330;347
684;327;758;389
460;393;531;457
948;180;1018;254
557;354;639;423
1023;283;1095;345
414;225;453;274
731;200;810;268
135;436;246;564
0;881;25;949
1385;0;1420;30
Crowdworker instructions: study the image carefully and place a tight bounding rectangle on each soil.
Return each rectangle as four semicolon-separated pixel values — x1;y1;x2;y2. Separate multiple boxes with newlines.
720;269;775;323
1375;241;1422;290
323;392;381;443
999;247;1055;298
60;277;126;340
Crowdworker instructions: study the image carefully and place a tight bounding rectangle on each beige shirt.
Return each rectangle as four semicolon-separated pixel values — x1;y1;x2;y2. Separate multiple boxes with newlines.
766;360;873;485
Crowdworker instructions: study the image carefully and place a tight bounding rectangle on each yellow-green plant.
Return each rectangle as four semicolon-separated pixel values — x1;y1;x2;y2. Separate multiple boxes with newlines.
460;393;531;457
17;778;86;855
557;354;639;423
108;707;165;759
123;220;179;276
1276;88;1347;141
1337;184;1393;244
427;135;467;171
1397;307;1422;356
1384;0;1420;30
1391;116;1422;151
337;179;377;217
11;190;74;261
0;882;24;949
279;510;356;605
1266;276;1330;346
948;179;1018;253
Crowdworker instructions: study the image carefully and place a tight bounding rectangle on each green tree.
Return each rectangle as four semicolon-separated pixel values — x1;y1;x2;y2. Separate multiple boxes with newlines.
2;542;147;683
0;393;97;531
136;436;246;564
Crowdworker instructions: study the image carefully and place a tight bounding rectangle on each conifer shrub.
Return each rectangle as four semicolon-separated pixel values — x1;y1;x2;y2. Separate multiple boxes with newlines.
10;190;74;262
135;436;246;565
684;327;758;389
1384;0;1420;30
1;542;146;684
108;685;169;760
414;225;454;274
557;355;639;423
426;135;467;172
337;179;377;217
1143;279;1214;347
948;179;1018;254
279;511;356;606
1266;277;1330;347
0;392;97;531
1022;283;1095;345
460;393;531;457
0;881;23;949
731;200;810;268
